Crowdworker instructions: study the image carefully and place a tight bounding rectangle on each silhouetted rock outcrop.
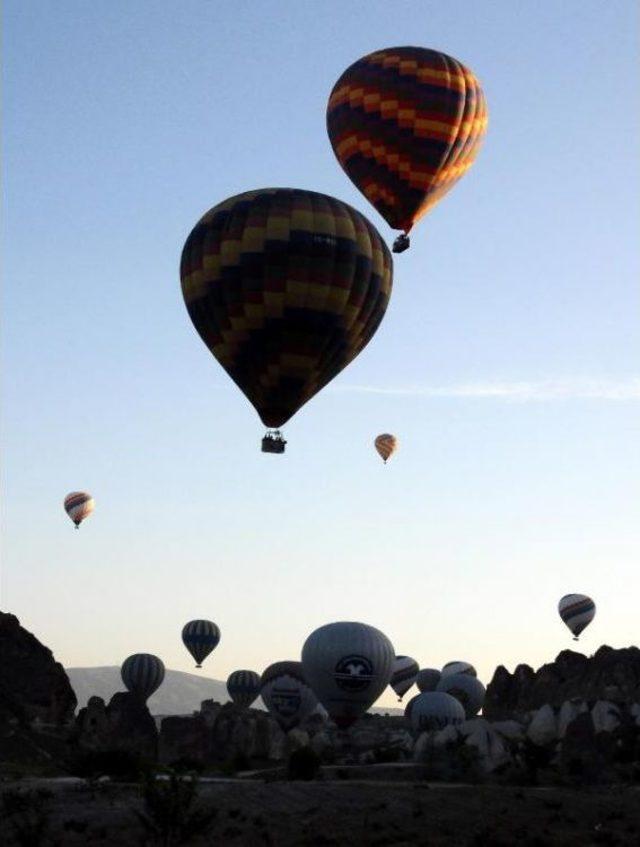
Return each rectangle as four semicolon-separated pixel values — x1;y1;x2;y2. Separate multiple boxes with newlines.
0;611;76;726
484;646;640;720
72;691;158;760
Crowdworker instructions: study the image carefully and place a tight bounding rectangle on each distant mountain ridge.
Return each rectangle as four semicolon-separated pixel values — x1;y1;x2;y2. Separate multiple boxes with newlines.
66;666;230;715
66;666;405;717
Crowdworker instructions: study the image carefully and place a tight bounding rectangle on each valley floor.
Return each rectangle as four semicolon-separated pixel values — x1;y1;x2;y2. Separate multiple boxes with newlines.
2;777;640;846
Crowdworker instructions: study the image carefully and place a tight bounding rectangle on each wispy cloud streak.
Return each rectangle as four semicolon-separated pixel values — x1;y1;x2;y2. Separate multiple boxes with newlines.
332;378;640;402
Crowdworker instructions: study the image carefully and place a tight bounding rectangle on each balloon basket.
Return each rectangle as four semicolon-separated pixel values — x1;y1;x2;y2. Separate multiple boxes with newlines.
262;430;287;454
392;233;410;254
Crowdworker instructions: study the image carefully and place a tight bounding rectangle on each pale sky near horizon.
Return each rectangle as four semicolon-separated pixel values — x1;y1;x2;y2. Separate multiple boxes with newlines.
2;1;638;707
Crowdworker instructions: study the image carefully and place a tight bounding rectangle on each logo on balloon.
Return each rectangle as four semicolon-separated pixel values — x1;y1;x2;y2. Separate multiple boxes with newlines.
272;688;301;718
334;655;374;691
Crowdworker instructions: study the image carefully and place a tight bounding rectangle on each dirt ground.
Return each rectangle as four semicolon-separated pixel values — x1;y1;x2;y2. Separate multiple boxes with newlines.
1;777;639;846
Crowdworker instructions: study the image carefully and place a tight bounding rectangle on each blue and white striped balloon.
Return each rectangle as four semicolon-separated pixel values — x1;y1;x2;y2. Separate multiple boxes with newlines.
558;594;595;640
390;655;419;701
182;619;220;668
227;670;261;708
121;653;165;702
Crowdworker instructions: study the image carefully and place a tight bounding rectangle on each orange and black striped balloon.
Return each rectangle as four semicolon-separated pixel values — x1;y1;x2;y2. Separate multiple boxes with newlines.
374;433;398;463
181;189;393;429
327;47;488;236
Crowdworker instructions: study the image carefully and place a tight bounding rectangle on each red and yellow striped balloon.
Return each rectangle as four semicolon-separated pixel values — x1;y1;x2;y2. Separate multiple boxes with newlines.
374;433;398;463
327;47;488;242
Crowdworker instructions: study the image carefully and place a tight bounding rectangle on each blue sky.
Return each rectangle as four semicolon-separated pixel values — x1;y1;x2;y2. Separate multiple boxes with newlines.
2;1;638;706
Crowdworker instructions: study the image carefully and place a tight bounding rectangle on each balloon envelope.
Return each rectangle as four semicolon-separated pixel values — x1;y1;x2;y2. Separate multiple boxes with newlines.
327;47;488;237
374;434;398;463
301;621;394;728
227;670;261;708
409;692;465;732
180;188;393;428
558;594;595;639
437;673;485;718
121;654;165;702
181;620;220;668
441;661;476;678
390;655;419;700
416;668;441;693
260;661;317;731
64;492;94;527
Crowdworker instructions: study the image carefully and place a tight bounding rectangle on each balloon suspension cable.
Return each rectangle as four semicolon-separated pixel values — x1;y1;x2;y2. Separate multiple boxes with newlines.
392;233;410;254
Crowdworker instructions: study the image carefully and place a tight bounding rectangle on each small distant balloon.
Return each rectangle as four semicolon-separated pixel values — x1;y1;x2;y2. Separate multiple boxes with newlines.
227;670;261;708
416;668;441;693
558;594;595;640
390;655;419;701
121;654;165;702
181;620;220;668
64;492;94;529
437;673;485;718
374;434;398;464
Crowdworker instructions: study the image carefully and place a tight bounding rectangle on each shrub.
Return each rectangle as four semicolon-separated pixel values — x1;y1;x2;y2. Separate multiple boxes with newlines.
68;748;148;781
1;789;52;847
135;770;217;845
287;747;321;781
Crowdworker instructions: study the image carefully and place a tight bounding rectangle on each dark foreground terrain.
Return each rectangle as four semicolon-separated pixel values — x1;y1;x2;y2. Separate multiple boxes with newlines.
2;776;639;846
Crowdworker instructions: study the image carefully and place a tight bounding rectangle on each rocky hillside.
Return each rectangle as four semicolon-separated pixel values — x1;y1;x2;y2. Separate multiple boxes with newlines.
485;646;640;720
0;612;76;725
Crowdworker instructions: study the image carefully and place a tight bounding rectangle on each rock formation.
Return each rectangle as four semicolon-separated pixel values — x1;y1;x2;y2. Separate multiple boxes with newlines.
0;611;77;726
484;646;640;720
72;691;158;760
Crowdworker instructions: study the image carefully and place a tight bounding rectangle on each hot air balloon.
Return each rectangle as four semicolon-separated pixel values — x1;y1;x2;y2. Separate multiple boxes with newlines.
64;492;94;529
180;188;393;452
121;654;165;702
416;668;441;693
408;691;465;732
441;661;476;678
260;661;317;731
227;670;261;708
404;694;418;722
390;655;419;701
301;621;394;728
181;620;220;668
558;594;596;640
374;433;398;464
437;673;485;718
327;47;488;252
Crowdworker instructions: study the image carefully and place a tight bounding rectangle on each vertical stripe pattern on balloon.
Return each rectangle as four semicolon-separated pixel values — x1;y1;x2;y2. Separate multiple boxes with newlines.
121;653;165;702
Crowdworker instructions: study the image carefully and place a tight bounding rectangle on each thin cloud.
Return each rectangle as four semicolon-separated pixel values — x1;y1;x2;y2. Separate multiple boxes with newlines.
332;378;640;402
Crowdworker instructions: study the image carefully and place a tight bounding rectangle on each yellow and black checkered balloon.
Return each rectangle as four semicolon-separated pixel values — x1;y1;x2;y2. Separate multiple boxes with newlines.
180;189;393;428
